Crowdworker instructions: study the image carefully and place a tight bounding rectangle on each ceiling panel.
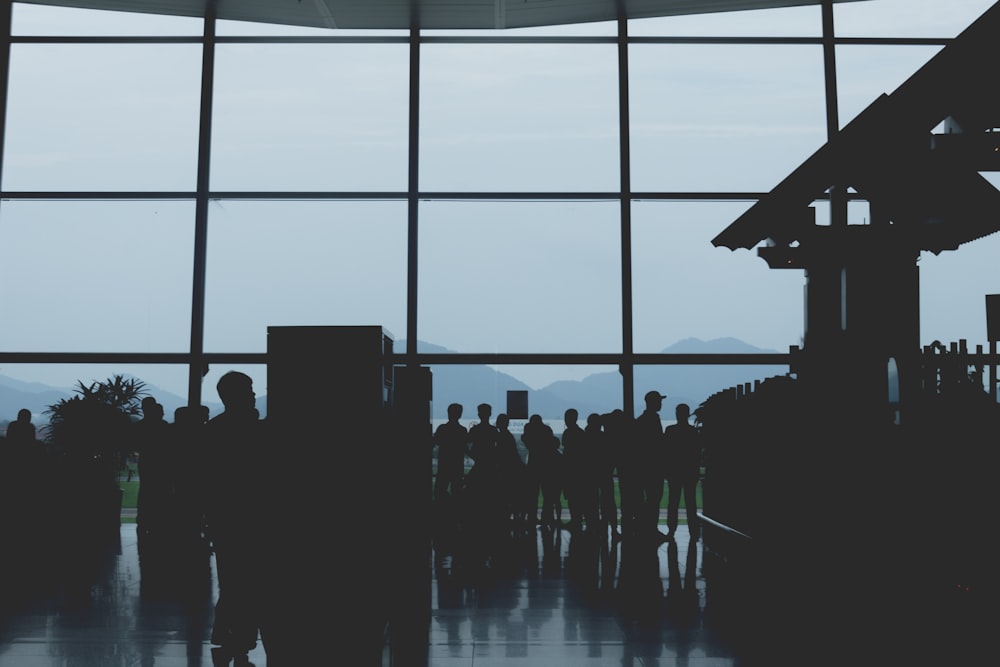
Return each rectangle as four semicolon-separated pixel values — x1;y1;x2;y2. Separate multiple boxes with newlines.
15;0;871;30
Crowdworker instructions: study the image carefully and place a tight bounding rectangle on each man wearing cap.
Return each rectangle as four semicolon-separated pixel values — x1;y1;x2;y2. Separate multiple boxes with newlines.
634;390;668;540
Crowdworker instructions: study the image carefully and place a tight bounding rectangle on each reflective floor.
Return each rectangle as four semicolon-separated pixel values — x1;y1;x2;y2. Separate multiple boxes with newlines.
0;514;991;667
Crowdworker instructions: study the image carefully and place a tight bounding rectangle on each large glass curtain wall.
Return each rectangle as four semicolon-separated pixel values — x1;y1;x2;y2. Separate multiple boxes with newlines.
0;0;995;416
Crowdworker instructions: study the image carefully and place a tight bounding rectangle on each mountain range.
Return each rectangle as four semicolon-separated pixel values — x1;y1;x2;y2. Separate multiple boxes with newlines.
0;337;788;427
404;337;788;420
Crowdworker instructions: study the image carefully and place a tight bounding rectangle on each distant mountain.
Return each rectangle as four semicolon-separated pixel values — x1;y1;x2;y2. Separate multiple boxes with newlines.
541;337;788;418
401;337;788;420
398;340;600;420
0;374;230;428
2;337;785;427
0;377;71;425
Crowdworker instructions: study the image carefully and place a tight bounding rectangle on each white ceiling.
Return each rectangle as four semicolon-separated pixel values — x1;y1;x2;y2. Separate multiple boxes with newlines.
17;0;871;30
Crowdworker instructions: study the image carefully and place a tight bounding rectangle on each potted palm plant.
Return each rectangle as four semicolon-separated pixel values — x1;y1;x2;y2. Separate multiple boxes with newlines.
45;374;148;538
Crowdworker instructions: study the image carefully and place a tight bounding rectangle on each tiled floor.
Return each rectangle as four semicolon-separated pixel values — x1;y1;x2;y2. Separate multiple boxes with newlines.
0;513;991;666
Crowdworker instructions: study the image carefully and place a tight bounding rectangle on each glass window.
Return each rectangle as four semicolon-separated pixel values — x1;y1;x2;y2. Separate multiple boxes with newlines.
11;2;203;36
632;365;789;424
0;200;195;352
631;201;805;354
836;45;944;129
210;44;410;192
419;44;620;192
920;233;1000;348
0;363;196;425
203;200;407;353
417;200;622;353
629;4;821;37
629;44;826;193
834;0;995;39
427;363;622;428
3;44;203;191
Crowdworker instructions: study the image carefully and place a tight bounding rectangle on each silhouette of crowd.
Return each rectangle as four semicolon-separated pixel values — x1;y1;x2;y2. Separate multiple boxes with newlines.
430;394;705;575
2;381;707;666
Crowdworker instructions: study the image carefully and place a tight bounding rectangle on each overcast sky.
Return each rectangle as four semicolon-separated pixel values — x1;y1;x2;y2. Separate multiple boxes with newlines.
0;0;998;404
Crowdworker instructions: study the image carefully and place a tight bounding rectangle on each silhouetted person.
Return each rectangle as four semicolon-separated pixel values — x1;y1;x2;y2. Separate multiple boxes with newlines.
2;408;44;586
6;408;37;446
598;409;625;540
465;403;503;567
561;408;587;531
663;403;701;541
635;390;667;540
203;371;266;667
495;413;530;532
522;414;561;527
577;412;603;534
432;403;469;502
172;405;211;551
135;397;172;546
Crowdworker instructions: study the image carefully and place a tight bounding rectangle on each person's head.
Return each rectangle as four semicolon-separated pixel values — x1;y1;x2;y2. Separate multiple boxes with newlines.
141;396;159;417
477;403;491;421
587;412;601;429
496;413;509;431
447;403;463;421
217;371;256;412
644;390;666;411
675;403;691;423
564;408;578;426
16;408;31;423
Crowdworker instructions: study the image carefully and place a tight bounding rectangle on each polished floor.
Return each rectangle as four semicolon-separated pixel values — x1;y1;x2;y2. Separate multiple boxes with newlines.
0;512;991;667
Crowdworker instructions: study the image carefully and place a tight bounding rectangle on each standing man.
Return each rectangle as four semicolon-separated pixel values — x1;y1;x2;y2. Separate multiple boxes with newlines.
560;408;586;532
663;403;702;541
432;403;469;502
203;371;267;667
635;390;668;541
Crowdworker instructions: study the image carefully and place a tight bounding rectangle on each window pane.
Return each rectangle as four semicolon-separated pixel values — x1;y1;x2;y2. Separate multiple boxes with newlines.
0;363;197;427
203;200;407;352
0;200;195;351
631;201;804;354
920;234;1000;348
211;44;410;191
632;364;789;423
418;201;622;352
629;44;826;192
427;363;622;427
4;45;202;191
836;45;943;129
834;0;995;38
11;3;202;36
629;4;821;37
420;44;620;192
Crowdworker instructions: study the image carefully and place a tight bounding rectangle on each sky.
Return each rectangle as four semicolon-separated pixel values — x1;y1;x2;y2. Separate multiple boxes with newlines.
0;0;998;403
